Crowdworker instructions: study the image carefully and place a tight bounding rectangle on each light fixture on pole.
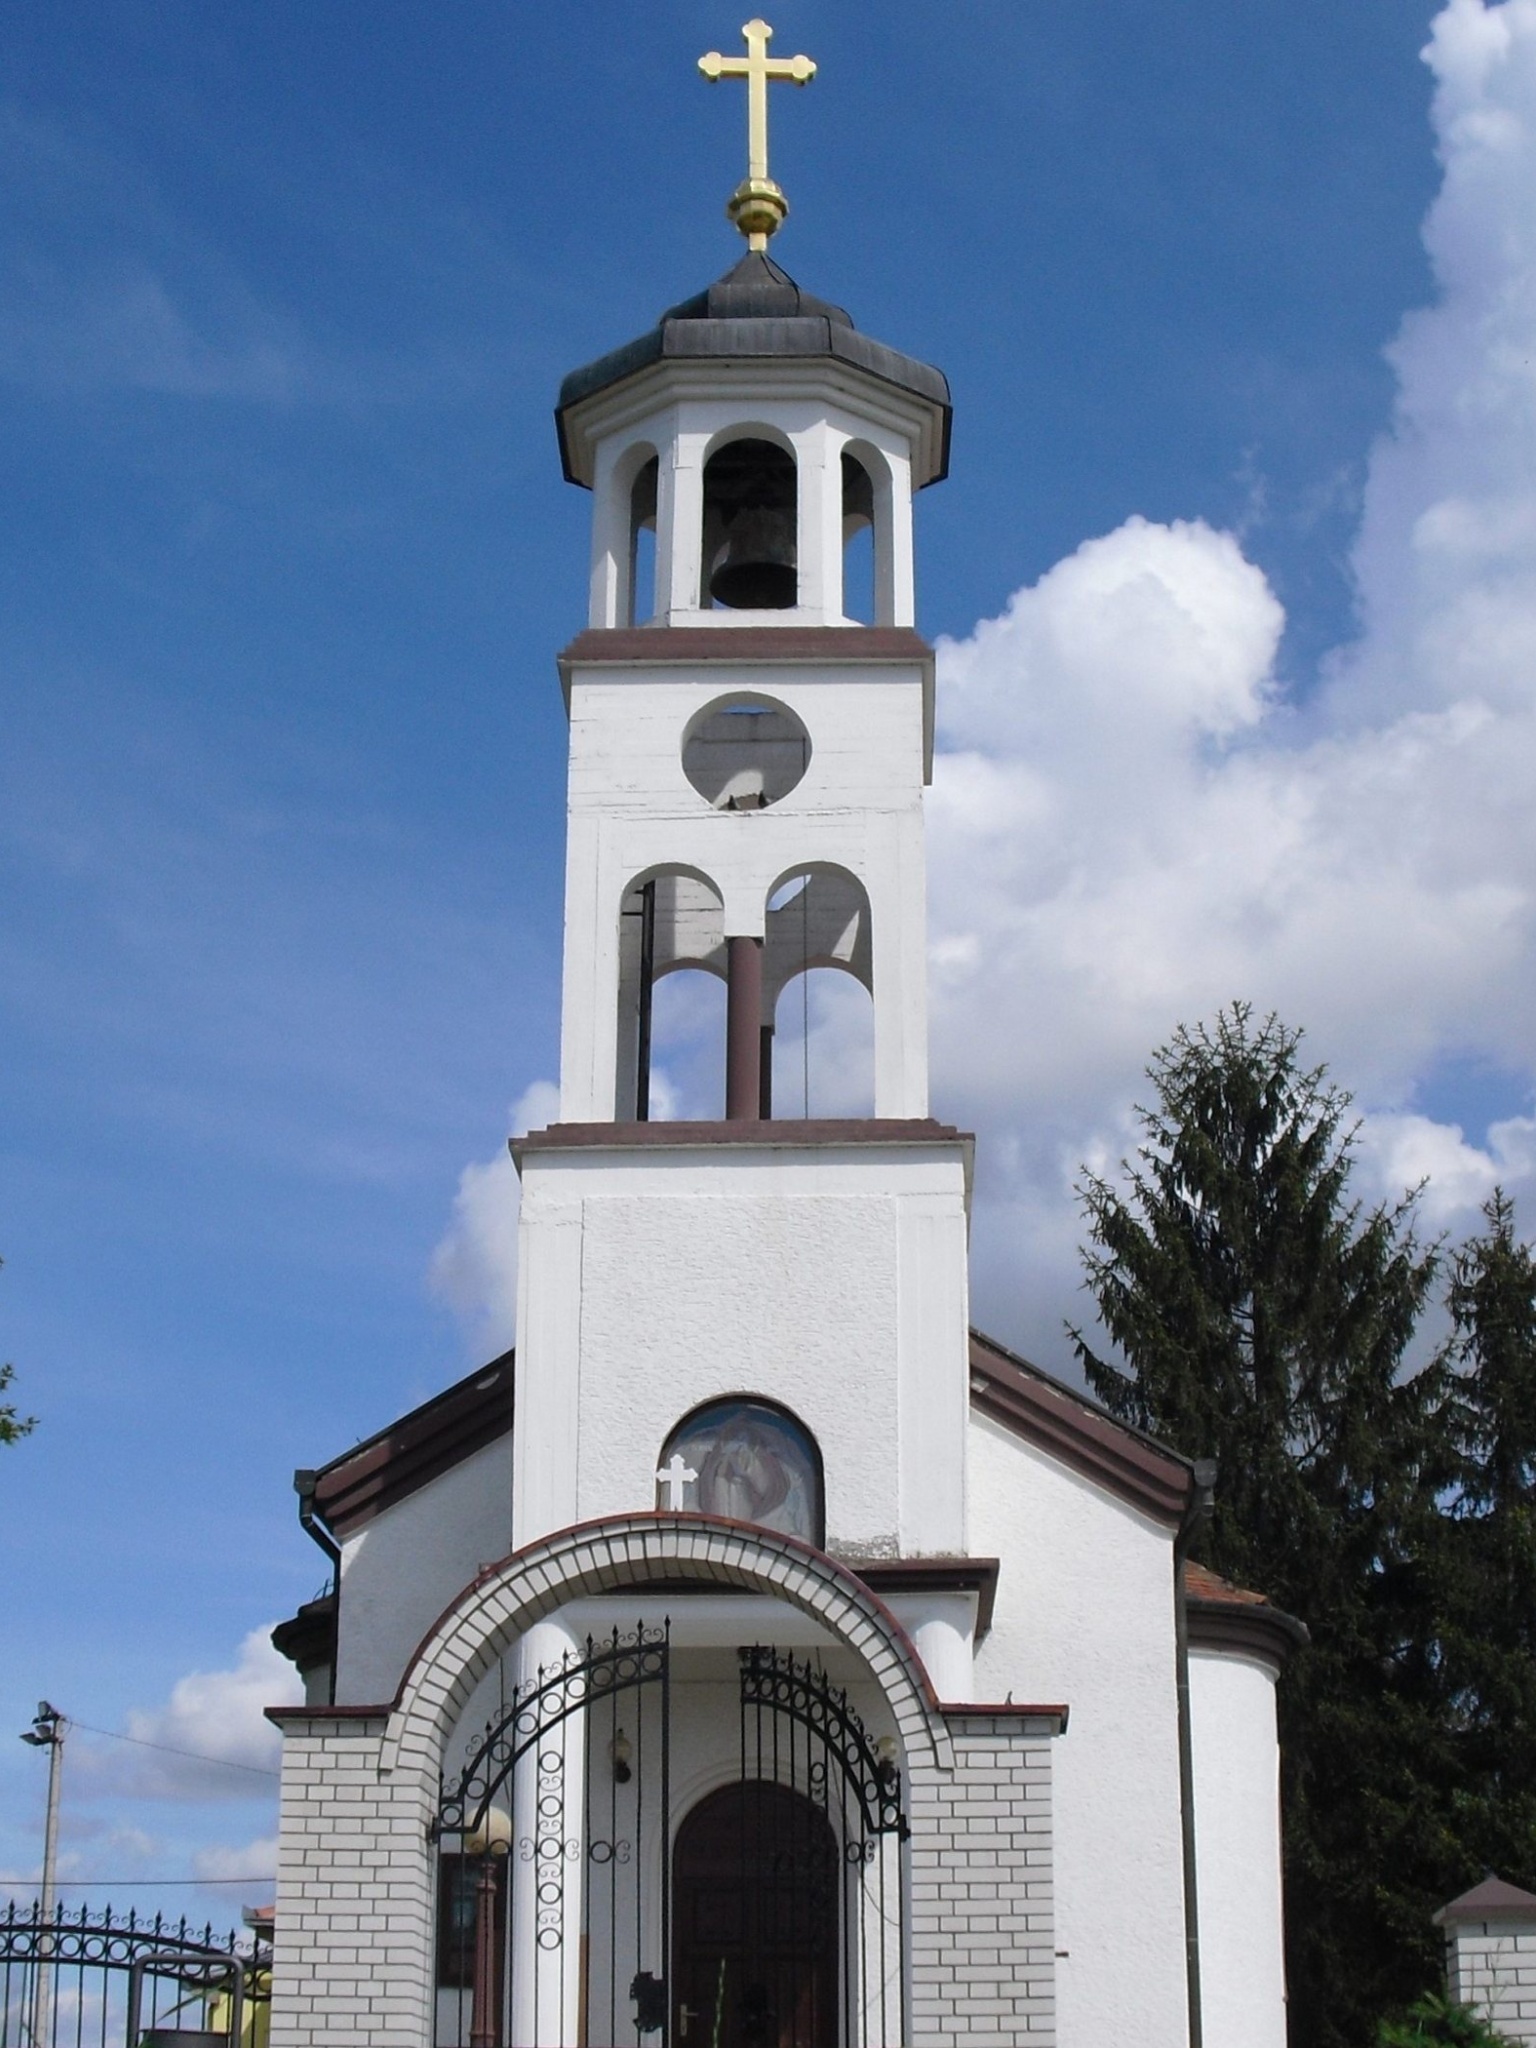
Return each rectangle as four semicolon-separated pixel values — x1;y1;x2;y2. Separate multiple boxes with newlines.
20;1701;65;2048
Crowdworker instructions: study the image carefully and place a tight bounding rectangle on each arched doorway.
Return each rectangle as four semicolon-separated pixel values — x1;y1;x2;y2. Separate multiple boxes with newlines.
672;1782;839;2048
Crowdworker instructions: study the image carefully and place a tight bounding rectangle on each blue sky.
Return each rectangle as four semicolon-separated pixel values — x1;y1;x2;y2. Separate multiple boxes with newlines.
6;0;1536;1915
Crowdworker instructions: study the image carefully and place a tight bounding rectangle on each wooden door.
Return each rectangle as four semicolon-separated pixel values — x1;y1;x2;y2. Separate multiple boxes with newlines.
672;1782;839;2048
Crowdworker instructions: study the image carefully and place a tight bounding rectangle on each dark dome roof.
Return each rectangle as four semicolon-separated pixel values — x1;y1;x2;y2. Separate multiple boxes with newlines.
556;252;950;486
657;252;854;328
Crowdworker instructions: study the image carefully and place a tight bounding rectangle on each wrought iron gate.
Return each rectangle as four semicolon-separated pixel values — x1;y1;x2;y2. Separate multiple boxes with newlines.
434;1627;908;2048
0;1904;270;2048
732;1646;907;2048
435;1622;671;2048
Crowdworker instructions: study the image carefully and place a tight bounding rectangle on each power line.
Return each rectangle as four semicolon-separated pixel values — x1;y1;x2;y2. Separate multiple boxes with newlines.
68;1720;279;1781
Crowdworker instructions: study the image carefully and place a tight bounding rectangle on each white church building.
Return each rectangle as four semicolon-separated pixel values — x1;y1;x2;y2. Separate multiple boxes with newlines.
267;28;1303;2048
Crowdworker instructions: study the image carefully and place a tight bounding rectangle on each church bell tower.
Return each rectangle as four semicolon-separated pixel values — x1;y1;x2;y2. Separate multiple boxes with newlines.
511;21;974;1649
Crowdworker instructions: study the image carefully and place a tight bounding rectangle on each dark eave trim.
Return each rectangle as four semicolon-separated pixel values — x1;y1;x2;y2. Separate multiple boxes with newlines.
1185;1597;1309;1672
558;626;934;676
555;320;952;489
843;1557;1000;1640
940;1703;1068;1735
516;1117;969;1166
312;1351;515;1541
271;1595;337;1678
968;1328;1195;1527
266;1703;390;1726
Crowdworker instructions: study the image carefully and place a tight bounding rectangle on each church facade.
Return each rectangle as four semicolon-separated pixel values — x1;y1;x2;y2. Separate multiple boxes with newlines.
267;41;1300;2048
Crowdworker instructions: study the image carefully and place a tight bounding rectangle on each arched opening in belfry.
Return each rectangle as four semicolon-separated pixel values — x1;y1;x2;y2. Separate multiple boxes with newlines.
701;436;799;610
772;968;876;1118
763;867;875;1119
617;867;727;1120
842;449;876;624
647;968;729;1119
628;453;658;625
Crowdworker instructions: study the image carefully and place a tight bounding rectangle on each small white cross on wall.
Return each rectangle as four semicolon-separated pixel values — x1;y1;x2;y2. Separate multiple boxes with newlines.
655;1453;698;1511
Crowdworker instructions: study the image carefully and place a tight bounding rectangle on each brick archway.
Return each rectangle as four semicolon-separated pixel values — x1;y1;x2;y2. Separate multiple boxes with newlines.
379;1512;950;1783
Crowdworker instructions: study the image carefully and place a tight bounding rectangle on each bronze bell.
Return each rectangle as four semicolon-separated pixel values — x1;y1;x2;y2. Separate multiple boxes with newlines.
708;503;797;610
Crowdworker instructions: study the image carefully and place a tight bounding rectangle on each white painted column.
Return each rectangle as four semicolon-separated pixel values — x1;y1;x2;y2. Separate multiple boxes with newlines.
660;429;706;620
888;1594;975;1701
881;451;916;629
588;441;625;630
508;1619;585;2048
792;419;845;624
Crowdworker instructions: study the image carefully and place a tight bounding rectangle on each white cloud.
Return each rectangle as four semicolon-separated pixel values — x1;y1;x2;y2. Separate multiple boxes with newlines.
1338;0;1536;724
1358;1109;1536;1228
193;1833;278;1884
923;0;1536;1360
78;1629;299;1802
428;1081;556;1356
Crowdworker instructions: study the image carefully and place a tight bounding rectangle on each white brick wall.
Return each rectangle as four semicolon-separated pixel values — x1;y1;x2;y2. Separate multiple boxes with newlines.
270;1715;435;2048
1446;1923;1536;2043
907;1714;1057;2044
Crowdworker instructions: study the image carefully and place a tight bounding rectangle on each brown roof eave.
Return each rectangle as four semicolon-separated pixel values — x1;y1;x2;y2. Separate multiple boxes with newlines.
968;1329;1194;1527
312;1351;516;1541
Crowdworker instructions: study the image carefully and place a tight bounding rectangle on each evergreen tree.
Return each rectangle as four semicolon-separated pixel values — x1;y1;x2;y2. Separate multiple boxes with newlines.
0;1361;36;1446
0;1261;35;1447
1438;1190;1536;1890
1070;1004;1451;2048
1377;1992;1516;2047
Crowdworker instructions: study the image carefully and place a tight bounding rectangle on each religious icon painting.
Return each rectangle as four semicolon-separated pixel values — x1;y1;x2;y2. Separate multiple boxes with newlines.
657;1398;822;1543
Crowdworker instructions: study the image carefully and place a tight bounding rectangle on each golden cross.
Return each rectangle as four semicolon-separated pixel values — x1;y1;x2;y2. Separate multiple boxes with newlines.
699;18;816;249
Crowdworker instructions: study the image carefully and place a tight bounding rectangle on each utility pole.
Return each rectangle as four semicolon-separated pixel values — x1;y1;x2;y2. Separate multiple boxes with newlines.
20;1702;65;2048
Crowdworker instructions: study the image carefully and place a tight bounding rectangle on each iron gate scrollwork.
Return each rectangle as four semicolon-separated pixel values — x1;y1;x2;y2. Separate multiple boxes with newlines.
434;1621;670;2048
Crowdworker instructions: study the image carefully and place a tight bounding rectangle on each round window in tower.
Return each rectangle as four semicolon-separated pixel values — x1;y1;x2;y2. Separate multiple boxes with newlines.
681;693;811;811
655;1397;823;1544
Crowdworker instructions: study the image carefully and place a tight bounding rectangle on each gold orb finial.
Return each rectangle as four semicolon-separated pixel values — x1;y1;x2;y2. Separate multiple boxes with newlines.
698;18;816;250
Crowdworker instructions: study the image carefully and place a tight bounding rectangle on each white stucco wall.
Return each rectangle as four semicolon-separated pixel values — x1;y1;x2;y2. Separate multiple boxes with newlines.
968;1411;1189;2048
560;657;932;1121
1188;1648;1287;2048
334;1434;515;1704
514;1138;971;1562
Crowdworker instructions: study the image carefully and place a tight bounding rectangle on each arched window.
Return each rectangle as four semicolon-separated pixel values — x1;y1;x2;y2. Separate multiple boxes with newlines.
656;1397;823;1544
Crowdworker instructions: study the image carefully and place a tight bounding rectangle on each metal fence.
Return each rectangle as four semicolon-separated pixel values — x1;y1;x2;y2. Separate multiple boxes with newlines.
0;1904;270;2048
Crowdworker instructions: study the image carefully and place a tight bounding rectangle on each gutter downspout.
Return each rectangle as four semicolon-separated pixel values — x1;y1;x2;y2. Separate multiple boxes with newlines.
294;1467;341;1706
1175;1456;1218;2048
